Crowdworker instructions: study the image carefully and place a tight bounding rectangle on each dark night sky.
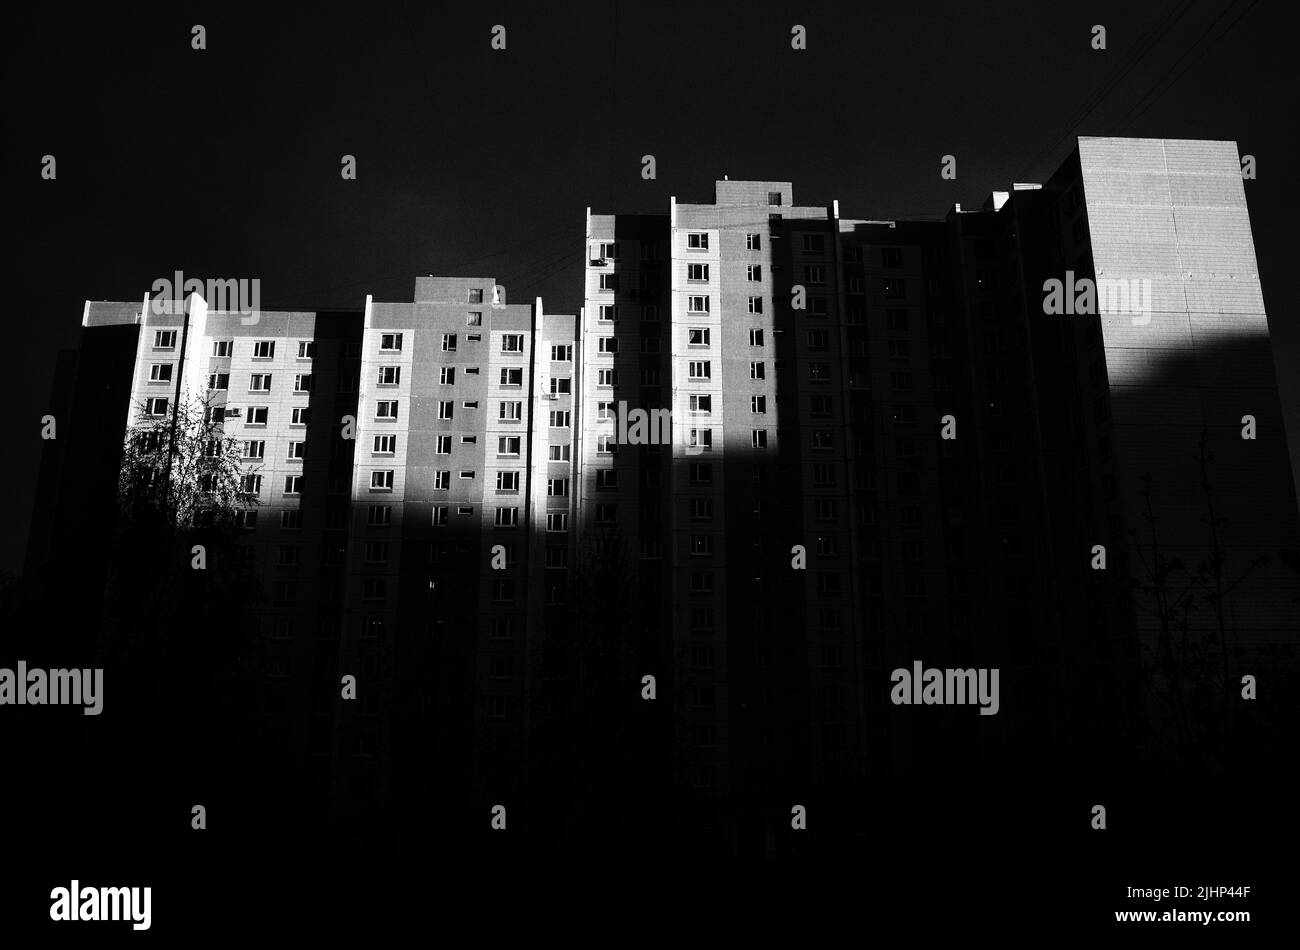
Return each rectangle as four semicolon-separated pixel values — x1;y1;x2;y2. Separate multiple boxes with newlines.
8;0;1297;575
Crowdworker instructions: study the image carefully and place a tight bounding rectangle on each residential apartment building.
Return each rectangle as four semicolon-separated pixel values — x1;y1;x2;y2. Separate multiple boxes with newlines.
27;136;1298;856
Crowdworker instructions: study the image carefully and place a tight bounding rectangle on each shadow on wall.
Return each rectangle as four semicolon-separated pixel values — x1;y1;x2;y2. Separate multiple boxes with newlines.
1106;326;1300;777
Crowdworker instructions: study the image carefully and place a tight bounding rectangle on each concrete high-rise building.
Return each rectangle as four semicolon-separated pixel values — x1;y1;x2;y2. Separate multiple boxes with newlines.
27;136;1298;856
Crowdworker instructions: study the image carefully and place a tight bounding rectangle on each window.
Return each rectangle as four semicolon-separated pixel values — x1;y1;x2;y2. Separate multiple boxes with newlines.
547;376;571;396
501;368;524;387
807;329;829;350
687;360;711;380
370;470;394;491
752;429;768;448
640;337;660;354
641;305;661;322
689;429;713;451
501;334;524;353
468;288;484;304
212;340;232;357
145;397;169;416
804;265;826;287
377;366;401;385
689;394;712;414
239;474;262;495
808;362;831;382
687;327;710;347
746;265;762;282
284;475;303;495
293;374;312;392
249;374;272;392
380;333;403;352
497;436;522;456
242;440;265;459
596;469;619;490
547;512;568;532
287;441;307;460
688;463;712;486
551;344;572;361
431;505;449;526
687;232;709;250
373;435;395;455
433;471;450;490
597;435;617;455
597;369;617;386
749;361;765;380
495;507;519;528
499;401;522;421
690;534;713;557
886;309;908;331
847;277;864;294
884;278;905;299
207;373;228;390
246;406;268;425
767;191;783;206
548;444;571;461
466;311;482;326
888;340;910;360
690;498;713;521
252;340;274;359
595;504;617;524
149;363;173;382
812;431;833;450
376;400;399;420
890;372;913;393
440;333;457;352
434;435;451;454
598;336;618;354
746;233;761;250
599;273;619;291
687;263;709;282
460;435;477;444
599;305;617;323
548;478;569;496
549;410;570;427
883;247;903;268
154;330;177;349
437;401;453;420
459;470;475;480
297;341;315;359
687;295;709;314
368;505;391;527
802;234;825;255
599;241;619;259
751;395;767;413
747;297;764;316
